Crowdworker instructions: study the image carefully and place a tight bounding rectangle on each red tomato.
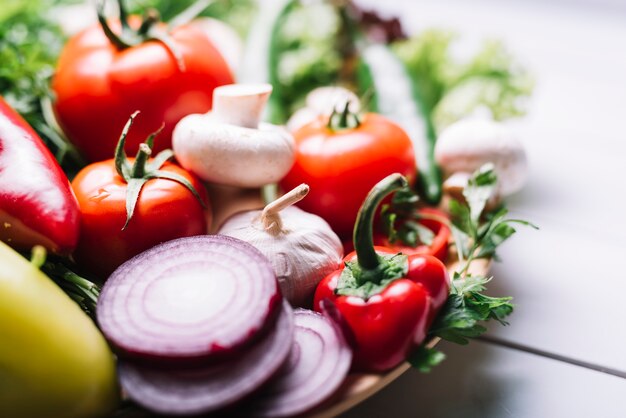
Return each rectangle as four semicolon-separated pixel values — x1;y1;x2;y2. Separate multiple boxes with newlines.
72;160;209;278
53;19;233;162
280;113;416;238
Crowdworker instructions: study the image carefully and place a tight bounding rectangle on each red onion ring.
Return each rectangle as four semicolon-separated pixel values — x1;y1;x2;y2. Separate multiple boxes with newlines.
97;235;280;365
118;301;294;415
246;308;353;417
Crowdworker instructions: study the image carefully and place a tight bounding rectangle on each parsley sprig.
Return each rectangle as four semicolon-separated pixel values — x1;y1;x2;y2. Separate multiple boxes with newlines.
408;164;537;372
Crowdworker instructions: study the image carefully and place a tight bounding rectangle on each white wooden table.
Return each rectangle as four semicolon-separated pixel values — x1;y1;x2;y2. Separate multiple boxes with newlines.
345;0;626;416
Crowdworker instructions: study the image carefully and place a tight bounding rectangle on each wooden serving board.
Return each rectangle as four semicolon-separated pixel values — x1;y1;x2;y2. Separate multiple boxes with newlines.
206;185;492;418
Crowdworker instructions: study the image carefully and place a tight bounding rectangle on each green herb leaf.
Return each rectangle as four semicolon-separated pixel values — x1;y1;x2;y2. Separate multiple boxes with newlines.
463;162;498;225
430;274;513;345
408;345;446;373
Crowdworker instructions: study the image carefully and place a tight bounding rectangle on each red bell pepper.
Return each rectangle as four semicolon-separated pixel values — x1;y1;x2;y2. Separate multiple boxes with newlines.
0;97;80;254
314;173;449;372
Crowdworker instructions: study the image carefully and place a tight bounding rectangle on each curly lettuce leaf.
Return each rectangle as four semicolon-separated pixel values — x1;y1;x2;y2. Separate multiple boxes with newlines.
393;30;534;133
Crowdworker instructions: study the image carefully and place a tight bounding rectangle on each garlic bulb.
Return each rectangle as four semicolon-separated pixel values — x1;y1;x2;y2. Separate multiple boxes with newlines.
218;184;343;307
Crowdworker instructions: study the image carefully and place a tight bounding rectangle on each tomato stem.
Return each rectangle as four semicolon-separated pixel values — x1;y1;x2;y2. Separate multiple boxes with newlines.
97;0;133;50
114;111;139;180
353;173;407;271
95;0;187;72
327;101;361;131
137;9;161;36
112;112;206;229
132;144;152;178
118;0;131;32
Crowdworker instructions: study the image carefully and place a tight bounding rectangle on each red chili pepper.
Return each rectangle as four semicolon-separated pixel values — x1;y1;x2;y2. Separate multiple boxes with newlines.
374;207;451;262
0;97;80;254
314;174;449;372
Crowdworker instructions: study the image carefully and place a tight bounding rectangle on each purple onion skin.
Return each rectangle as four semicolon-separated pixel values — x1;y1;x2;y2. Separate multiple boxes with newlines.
97;235;282;368
119;302;295;416
243;309;353;418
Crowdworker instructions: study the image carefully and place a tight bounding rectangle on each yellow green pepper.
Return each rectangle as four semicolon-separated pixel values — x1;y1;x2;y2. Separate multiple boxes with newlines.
0;241;118;418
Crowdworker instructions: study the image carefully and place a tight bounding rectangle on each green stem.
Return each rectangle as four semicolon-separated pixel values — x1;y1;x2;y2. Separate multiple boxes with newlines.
114;111;139;180
112;112;206;228
137;9;160;36
327;101;361;131
354;173;408;271
117;0;131;32
97;0;132;50
131;143;152;178
30;245;47;269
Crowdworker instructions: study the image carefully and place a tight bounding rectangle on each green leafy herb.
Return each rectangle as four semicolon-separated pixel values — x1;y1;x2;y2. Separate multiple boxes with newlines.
451;164;538;269
393;30;534;134
0;0;85;175
430;273;513;345
408;345;446;373
267;1;351;123
409;165;536;373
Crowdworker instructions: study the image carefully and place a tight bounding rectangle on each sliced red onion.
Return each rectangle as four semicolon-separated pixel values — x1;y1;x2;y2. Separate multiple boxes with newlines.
97;235;280;365
246;309;353;417
119;302;294;416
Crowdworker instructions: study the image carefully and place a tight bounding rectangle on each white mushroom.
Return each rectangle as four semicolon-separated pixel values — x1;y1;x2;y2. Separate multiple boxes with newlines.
435;117;528;199
218;184;343;307
287;86;360;132
173;84;296;188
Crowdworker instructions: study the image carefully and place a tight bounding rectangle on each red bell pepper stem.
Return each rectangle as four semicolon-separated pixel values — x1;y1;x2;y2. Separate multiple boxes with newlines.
353;173;407;273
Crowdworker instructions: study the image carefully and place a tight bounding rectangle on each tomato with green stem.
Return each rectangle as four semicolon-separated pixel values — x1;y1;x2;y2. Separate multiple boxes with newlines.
72;112;209;279
52;0;233;162
280;104;416;239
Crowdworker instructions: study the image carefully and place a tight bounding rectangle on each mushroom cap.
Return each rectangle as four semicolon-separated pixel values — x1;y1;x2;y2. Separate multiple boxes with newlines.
435;118;528;196
173;114;295;188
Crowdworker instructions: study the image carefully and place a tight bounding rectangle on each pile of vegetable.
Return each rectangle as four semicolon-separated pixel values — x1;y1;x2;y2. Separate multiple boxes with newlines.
0;0;537;417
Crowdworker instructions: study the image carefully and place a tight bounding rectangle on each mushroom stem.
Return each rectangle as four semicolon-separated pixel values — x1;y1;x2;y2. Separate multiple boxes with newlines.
212;83;273;129
261;184;310;236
